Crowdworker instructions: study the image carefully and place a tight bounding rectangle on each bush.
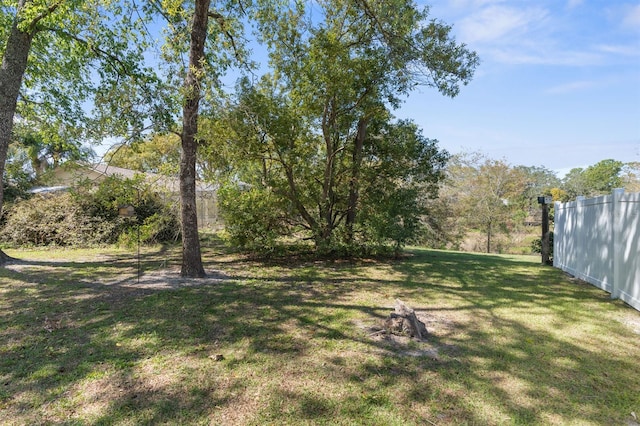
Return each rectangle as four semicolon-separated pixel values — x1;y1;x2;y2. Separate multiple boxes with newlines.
218;181;427;258
217;184;286;254
530;231;554;257
0;192;120;246
0;176;180;247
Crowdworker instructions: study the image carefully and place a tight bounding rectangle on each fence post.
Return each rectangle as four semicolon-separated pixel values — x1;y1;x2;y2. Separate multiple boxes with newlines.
553;201;560;268
576;196;585;281
611;188;624;300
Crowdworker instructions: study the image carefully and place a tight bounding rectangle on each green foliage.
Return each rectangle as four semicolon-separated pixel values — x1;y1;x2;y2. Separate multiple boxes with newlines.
1;0;159;141
118;212;181;248
202;0;473;256
12;122;92;172
356;120;449;252
0;192;118;247
514;165;561;209
104;134;181;175
562;159;624;199
217;184;288;254
73;175;180;245
531;231;554;257
2;145;34;203
0;175;179;247
440;152;529;253
357;187;424;255
214;108;449;255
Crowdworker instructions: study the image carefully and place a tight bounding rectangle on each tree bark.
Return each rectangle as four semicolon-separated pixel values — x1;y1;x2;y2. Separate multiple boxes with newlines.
541;202;550;264
179;0;209;278
0;0;35;264
318;97;337;249
346;117;369;243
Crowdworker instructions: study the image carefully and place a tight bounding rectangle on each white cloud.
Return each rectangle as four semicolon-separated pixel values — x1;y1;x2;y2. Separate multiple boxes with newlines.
566;0;584;9
621;4;640;30
545;80;596;95
595;43;640;57
433;1;638;67
457;5;549;44
489;48;602;66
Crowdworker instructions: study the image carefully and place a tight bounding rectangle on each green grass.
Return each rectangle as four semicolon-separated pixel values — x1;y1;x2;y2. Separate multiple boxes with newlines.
1;241;639;425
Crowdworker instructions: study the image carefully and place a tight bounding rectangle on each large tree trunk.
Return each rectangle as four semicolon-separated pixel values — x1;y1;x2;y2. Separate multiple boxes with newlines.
0;0;35;265
179;0;209;278
318;96;340;251
346;117;369;244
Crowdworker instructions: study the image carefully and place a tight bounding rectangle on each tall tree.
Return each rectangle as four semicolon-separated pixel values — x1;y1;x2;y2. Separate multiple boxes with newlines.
445;153;526;253
212;83;449;254
177;0;210;277
0;0;151;264
218;0;477;253
155;0;249;276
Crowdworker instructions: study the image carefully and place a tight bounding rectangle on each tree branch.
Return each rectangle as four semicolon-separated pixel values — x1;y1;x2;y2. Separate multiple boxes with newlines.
25;1;62;33
38;26;133;76
208;11;241;61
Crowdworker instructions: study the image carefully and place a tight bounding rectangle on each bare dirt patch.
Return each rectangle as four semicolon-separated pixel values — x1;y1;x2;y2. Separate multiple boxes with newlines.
619;313;640;335
6;260;236;291
357;306;461;360
97;268;236;290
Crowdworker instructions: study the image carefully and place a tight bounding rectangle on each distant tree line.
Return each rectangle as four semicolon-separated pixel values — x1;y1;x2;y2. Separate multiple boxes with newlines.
4;127;636;255
432;154;639;253
2;0;635;257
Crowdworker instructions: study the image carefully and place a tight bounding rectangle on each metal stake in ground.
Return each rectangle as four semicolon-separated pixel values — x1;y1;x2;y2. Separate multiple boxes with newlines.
118;201;140;283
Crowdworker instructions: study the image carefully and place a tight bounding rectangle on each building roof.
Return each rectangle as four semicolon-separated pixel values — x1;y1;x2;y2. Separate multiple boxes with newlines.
50;162;215;193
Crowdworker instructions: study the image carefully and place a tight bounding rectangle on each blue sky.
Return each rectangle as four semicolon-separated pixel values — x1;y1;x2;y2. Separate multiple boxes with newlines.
96;1;639;177
395;0;640;176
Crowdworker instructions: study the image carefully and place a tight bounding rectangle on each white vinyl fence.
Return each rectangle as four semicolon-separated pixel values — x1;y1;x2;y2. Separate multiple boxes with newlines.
554;189;640;311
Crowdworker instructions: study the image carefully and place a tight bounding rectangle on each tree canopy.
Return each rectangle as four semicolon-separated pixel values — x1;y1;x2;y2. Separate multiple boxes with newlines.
195;0;477;254
0;0;164;263
562;159;625;199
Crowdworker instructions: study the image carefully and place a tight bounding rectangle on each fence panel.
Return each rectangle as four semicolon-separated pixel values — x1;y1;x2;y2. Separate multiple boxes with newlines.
554;189;640;311
613;191;640;310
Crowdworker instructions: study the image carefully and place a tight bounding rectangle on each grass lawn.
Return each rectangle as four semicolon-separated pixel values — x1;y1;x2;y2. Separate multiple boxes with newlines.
1;239;639;425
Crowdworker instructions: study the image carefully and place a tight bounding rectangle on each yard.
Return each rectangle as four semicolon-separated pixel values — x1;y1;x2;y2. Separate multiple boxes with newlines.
1;239;639;425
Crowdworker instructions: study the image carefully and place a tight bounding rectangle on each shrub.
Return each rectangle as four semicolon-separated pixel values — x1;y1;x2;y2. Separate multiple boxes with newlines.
0;192;120;246
217;184;286;254
530;231;554;257
0;176;180;247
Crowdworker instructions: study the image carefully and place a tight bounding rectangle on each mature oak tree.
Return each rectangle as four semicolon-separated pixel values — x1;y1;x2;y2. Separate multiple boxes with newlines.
177;0;210;277
204;0;476;254
155;0;249;276
278;0;475;248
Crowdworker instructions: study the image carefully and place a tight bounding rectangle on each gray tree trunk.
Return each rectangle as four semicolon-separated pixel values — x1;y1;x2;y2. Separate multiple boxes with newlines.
346;117;369;244
0;0;34;264
179;0;209;278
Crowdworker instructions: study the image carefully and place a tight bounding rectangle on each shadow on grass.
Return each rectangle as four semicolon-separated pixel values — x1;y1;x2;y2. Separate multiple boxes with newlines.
1;246;639;424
